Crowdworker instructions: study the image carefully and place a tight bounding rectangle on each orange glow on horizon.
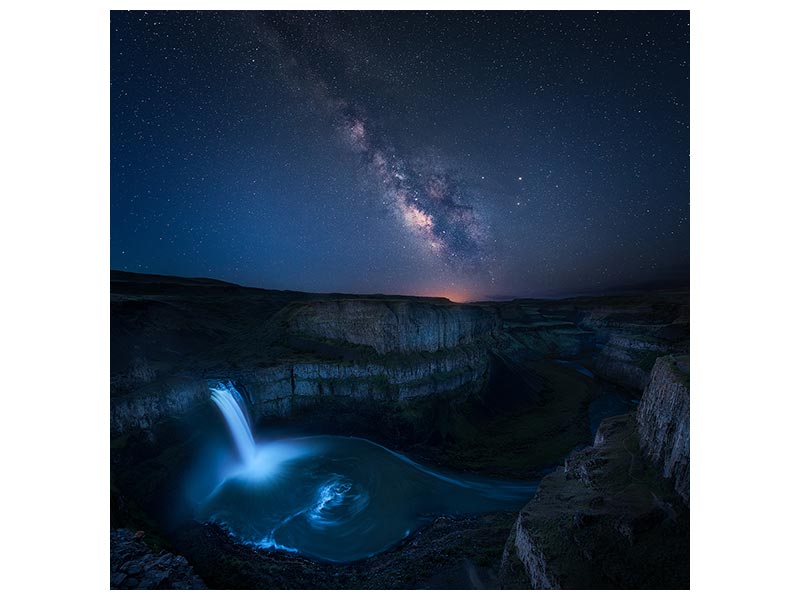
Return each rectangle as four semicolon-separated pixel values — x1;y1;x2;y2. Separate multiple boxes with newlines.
411;288;476;303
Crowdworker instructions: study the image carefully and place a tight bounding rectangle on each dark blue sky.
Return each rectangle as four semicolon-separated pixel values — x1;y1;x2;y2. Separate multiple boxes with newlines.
111;11;688;301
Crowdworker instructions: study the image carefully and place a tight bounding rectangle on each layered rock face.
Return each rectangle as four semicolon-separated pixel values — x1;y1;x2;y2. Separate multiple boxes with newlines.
577;296;689;393
286;299;499;354
490;301;595;359
111;348;489;437
111;377;209;435
213;346;489;441
110;272;497;438
637;355;690;504
242;347;487;415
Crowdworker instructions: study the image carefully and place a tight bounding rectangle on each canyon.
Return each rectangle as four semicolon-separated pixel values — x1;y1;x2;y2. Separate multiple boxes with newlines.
110;271;689;589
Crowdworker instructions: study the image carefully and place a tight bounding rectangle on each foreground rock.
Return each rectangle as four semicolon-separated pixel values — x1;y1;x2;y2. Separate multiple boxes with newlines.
111;528;205;589
170;513;517;589
499;413;689;589
499;353;690;589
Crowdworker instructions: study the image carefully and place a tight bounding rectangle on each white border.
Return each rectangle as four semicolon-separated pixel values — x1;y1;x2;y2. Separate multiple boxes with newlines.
3;1;799;597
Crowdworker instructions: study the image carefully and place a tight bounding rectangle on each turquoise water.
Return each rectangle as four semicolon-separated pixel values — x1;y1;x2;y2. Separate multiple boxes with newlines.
197;434;538;562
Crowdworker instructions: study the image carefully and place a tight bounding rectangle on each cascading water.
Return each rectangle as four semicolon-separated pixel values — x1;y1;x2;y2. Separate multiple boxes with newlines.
201;380;540;562
209;381;256;465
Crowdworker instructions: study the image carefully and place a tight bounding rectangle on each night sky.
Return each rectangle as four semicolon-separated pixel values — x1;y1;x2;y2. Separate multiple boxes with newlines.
111;11;689;301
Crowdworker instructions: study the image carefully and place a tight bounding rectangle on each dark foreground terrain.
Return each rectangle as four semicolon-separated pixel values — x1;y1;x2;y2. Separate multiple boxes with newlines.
110;270;689;589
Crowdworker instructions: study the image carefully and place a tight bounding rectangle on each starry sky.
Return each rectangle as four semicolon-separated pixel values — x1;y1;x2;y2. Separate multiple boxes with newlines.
111;11;689;301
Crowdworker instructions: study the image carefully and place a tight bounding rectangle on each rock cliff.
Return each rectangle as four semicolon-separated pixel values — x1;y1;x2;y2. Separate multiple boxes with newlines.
499;413;689;589
576;295;689;393
111;377;209;434
499;354;690;589
488;291;689;394
110;272;496;439
637;355;690;504
286;298;499;354
590;333;667;390
111;346;489;438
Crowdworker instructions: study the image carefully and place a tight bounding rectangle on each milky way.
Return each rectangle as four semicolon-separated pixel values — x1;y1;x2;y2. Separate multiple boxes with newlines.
111;11;689;300
262;21;490;271
344;119;488;267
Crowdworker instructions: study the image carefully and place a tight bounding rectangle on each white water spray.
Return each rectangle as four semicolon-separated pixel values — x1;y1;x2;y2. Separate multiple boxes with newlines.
210;381;256;465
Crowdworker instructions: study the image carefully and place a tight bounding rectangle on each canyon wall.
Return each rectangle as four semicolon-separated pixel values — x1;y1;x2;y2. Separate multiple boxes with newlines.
488;291;689;394
112;377;210;435
577;298;689;393
286;299;500;354
244;346;488;413
500;354;690;589
637;355;690;504
111;273;688;440
110;273;498;438
111;347;491;437
592;333;670;392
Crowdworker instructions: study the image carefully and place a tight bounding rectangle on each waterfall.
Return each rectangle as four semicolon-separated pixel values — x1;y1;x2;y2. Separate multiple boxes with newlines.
210;381;256;465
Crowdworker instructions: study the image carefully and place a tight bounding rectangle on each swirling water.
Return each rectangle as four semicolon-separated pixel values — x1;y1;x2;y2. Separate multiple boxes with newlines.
203;382;538;562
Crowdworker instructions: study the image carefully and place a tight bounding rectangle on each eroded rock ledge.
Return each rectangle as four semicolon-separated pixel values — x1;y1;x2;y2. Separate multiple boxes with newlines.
499;355;690;589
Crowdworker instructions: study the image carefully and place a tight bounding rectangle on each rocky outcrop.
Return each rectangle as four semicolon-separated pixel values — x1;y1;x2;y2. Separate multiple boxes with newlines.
499;414;689;589
111;528;205;589
286;299;500;354
577;297;688;393
230;346;490;440
498;318;595;359
502;515;559;589
637;355;690;504
499;353;690;589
